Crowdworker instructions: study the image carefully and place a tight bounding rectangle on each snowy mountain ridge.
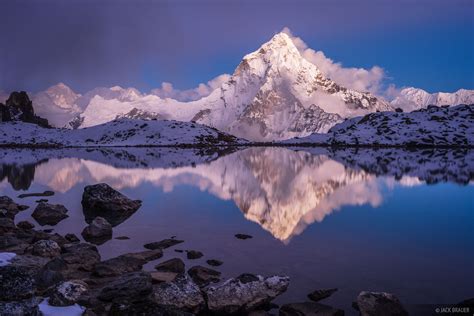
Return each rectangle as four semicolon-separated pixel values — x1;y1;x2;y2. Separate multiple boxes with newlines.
391;87;474;112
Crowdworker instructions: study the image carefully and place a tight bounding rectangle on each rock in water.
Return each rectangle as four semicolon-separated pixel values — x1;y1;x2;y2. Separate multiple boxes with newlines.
0;266;36;300
356;291;408;316
235;233;253;240
81;217;113;245
187;266;221;287
82;183;141;226
31;202;69;226
49;280;88;306
0;196;29;219
98;271;152;302
32;239;61;258
144;238;184;250
155;258;185;274
206;259;223;267
206;274;290;314
93;255;145;277
280;302;344;316
151;274;205;314
307;288;338;302
186;250;203;260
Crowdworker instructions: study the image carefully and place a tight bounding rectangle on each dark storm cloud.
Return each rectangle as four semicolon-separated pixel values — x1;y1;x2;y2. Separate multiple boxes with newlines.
0;0;472;93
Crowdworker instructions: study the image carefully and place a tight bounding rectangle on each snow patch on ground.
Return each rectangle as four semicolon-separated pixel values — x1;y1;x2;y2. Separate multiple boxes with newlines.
38;299;85;316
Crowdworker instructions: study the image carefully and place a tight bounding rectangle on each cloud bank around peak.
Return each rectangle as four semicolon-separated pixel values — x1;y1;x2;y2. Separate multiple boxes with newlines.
282;27;387;95
151;74;231;102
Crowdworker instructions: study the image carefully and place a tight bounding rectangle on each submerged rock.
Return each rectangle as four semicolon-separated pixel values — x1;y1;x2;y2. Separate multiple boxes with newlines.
81;217;113;245
206;274;290;314
151;274;205;314
31;202;68;226
49;280;88;306
235;233;253;240
308;288;338;302
0;265;36;300
356;291;408;316
206;259;223;267
93;255;145;277
144;238;184;250
280;302;344;316
186;250;203;260
81;183;141;226
187;265;221;287
18;191;55;198
32;239;61;258
98;271;152;302
155;258;185;274
122;249;163;262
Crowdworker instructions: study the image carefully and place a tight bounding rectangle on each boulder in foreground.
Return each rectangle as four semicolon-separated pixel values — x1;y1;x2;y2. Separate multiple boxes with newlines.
356;291;408;316
82;183;141;227
206;274;289;314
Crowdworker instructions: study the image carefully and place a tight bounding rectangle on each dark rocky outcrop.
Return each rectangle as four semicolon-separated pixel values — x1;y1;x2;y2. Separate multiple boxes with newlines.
1;91;50;127
81;183;141;226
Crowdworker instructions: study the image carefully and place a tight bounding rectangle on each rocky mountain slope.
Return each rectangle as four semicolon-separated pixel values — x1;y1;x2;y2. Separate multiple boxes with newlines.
0;119;244;147
391;87;474;112
285;104;474;147
0;92;50;128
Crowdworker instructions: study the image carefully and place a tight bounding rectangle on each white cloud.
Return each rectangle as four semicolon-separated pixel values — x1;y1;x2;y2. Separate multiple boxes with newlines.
151;74;231;102
282;27;386;95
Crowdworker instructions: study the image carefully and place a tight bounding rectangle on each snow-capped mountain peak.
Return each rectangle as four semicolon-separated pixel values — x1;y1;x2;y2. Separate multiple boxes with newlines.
43;82;81;110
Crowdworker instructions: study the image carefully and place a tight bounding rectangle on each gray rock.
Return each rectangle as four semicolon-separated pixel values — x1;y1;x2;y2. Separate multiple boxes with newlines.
32;239;61;258
151;274;205;314
144;238;184;250
82;183;141;226
155;258;185;274
187;265;221;287
49;280;88;306
81;217;112;245
0;217;16;234
308;288;338;302
98;271;152;302
356;291;408;316
93;255;145;277
206;274;290;314
279;302;344;316
17;220;35;230
0;298;41;316
31;202;68;226
61;243;101;271
0;265;36;300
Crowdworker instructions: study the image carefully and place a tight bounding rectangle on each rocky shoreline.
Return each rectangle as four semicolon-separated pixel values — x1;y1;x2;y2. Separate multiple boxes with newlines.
0;183;458;315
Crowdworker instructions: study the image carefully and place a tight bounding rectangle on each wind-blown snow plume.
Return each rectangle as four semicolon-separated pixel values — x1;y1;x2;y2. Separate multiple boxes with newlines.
151;74;231;101
282;27;386;94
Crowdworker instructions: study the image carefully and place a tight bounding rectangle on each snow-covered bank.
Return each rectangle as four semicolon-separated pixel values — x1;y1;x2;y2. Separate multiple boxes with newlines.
284;104;474;147
0;118;245;147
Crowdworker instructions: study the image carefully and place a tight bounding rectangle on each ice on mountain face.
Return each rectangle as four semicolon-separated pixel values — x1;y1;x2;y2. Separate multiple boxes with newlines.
391;87;474;112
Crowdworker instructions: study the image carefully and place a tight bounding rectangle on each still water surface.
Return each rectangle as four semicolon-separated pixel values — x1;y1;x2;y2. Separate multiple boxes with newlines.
0;147;472;314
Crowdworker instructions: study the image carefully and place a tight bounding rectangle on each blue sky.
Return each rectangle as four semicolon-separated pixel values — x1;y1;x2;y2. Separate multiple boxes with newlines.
0;0;472;94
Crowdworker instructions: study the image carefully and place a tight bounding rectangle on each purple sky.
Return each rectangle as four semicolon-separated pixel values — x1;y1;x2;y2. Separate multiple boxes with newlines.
0;0;473;94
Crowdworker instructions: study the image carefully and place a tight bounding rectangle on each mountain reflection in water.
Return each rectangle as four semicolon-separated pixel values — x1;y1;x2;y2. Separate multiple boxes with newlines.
0;147;472;241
